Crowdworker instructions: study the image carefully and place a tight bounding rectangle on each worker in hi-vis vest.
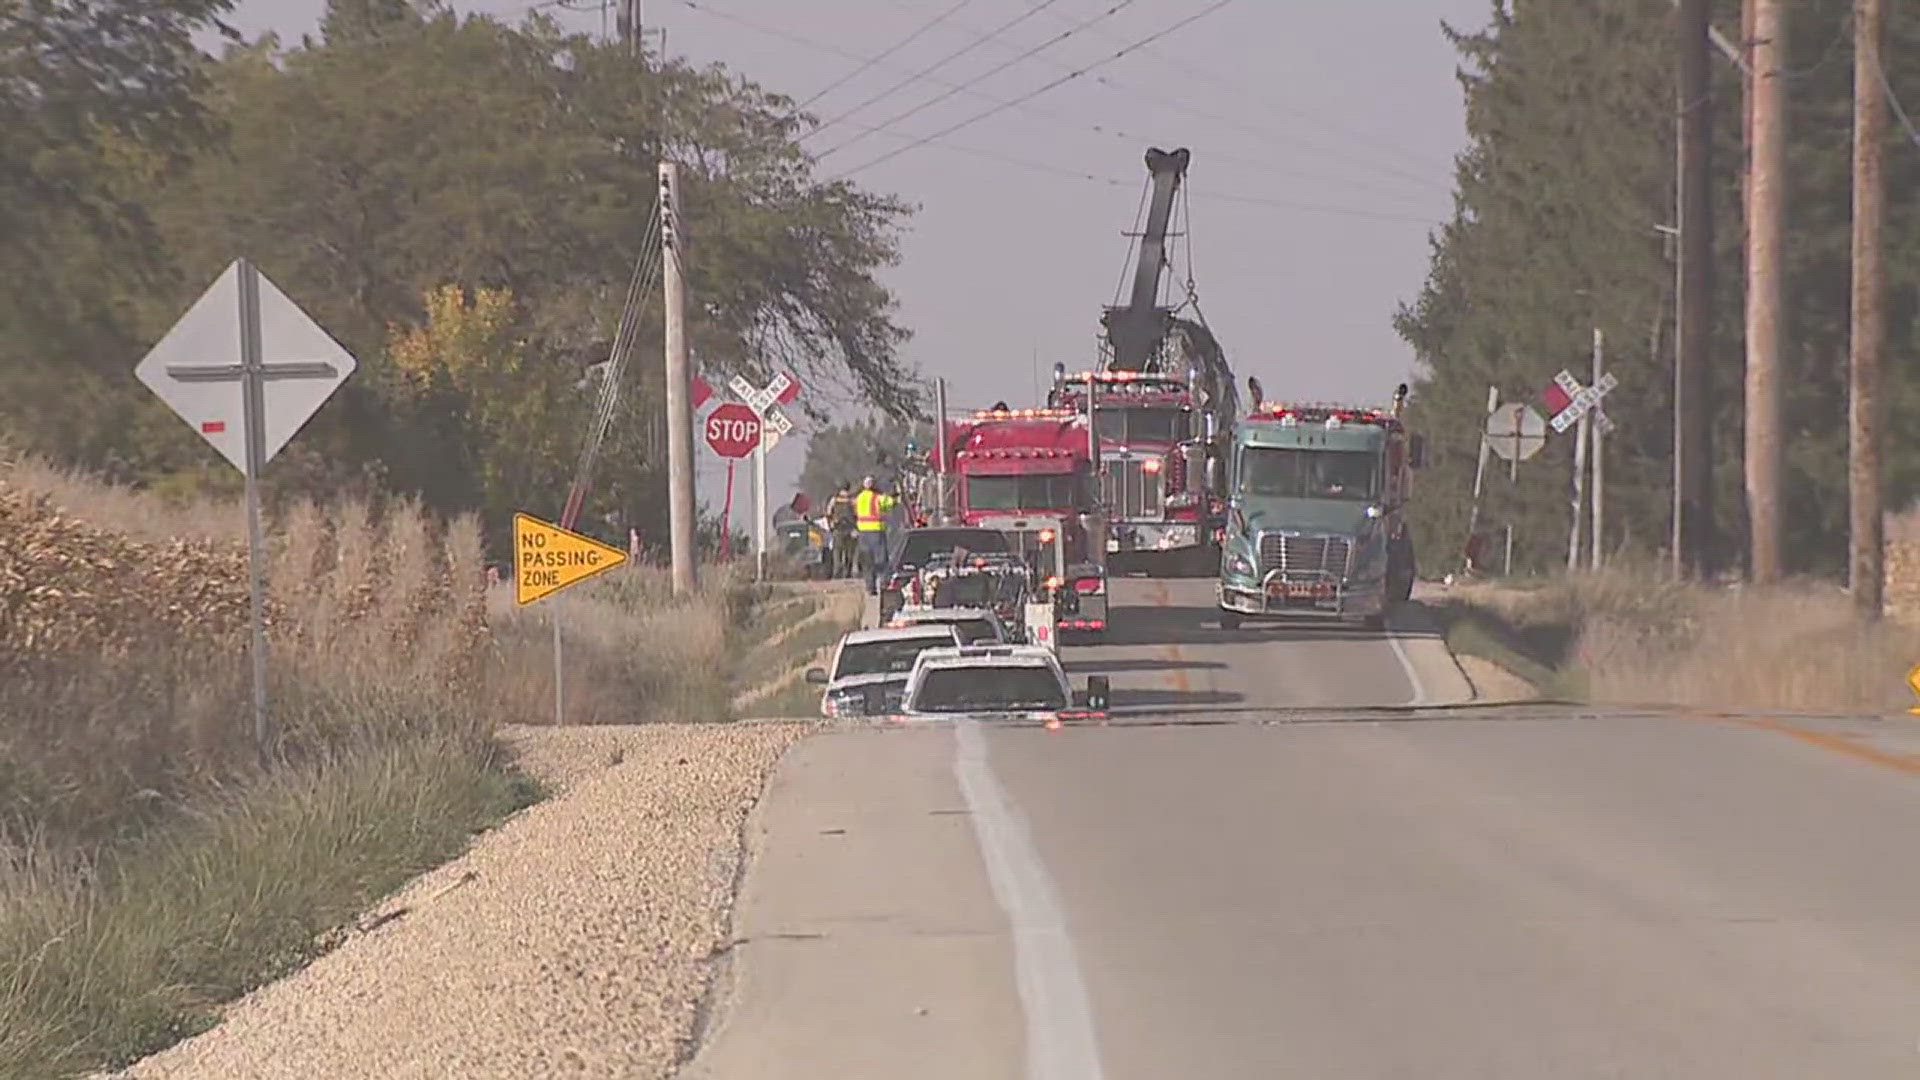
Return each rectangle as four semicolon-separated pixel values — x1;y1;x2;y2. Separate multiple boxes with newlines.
853;475;896;595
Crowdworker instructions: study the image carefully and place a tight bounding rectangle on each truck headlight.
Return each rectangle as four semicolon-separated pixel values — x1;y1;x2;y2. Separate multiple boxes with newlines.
1226;550;1254;577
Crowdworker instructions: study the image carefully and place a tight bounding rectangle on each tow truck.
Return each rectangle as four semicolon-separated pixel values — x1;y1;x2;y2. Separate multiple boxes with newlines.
1216;385;1424;631
933;407;1112;641
1045;146;1240;576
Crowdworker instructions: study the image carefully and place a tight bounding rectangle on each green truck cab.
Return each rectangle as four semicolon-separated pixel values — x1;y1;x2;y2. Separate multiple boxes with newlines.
1215;386;1423;631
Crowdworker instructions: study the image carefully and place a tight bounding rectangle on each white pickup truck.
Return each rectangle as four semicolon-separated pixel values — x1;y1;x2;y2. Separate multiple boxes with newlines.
897;644;1110;723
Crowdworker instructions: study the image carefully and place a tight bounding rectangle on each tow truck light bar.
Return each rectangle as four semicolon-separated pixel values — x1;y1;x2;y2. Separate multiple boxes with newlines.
969;407;1083;420
1254;401;1398;428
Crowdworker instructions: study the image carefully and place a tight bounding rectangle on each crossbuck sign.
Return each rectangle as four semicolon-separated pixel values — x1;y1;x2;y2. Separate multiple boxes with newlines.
1548;369;1617;435
728;372;796;449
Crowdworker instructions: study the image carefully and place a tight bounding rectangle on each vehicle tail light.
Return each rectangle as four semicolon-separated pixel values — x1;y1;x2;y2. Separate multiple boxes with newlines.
1073;577;1104;595
1141;457;1162;474
1043;575;1063;590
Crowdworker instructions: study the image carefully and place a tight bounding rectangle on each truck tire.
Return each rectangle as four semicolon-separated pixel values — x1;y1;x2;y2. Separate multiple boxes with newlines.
1388;530;1416;605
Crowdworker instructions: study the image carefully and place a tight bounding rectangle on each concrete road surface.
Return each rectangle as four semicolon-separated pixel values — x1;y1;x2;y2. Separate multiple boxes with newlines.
686;578;1920;1079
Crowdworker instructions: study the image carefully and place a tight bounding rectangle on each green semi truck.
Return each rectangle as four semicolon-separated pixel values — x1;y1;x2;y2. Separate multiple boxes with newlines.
1215;384;1424;632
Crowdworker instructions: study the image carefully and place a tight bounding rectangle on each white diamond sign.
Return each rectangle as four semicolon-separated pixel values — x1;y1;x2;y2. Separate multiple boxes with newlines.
135;259;357;476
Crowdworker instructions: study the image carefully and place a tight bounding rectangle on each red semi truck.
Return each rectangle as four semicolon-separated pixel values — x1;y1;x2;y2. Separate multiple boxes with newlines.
932;407;1112;639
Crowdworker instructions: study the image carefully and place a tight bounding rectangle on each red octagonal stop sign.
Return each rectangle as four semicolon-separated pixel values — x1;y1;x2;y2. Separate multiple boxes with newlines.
704;401;762;459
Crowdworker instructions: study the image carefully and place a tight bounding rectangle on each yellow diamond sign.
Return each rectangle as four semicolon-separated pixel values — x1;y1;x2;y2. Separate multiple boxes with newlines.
1910;662;1920;716
514;512;627;605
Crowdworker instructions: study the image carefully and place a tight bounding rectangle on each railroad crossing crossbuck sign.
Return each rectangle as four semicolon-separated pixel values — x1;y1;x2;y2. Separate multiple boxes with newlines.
1545;369;1617;435
729;371;798;450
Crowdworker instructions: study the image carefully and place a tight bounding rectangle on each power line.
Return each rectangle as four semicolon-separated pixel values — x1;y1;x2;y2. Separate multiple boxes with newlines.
799;0;1067;141
908;0;1449;194
812;0;1140;161
1873;51;1920;149
791;0;979;113
676;0;1439;206
826;122;1438;225
828;0;1244;181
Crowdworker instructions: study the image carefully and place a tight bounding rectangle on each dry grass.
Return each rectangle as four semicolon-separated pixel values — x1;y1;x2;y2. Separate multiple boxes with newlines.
482;564;759;726
0;455;792;1078
1437;562;1920;715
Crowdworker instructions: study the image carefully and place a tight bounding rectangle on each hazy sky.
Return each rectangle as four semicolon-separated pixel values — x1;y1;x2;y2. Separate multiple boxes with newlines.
226;0;1488;520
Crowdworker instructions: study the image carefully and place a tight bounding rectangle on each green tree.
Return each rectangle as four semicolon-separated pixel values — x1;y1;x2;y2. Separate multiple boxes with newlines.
0;0;237;475
1396;0;1919;577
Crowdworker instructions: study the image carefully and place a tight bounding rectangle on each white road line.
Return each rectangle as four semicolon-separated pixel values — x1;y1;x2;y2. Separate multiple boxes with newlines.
1386;629;1429;708
952;719;1106;1080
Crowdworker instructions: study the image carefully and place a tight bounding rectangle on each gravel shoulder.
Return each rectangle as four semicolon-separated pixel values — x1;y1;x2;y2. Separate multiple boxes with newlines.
113;722;809;1080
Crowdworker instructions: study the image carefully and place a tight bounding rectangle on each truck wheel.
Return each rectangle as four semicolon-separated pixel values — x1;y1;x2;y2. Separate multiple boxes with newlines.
1219;610;1242;631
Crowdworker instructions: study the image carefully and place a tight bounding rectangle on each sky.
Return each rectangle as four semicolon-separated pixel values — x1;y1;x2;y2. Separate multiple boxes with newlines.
225;0;1489;527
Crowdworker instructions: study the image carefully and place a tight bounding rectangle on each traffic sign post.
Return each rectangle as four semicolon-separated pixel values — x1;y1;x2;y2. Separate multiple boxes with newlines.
514;512;628;725
728;372;802;581
134;258;357;758
1543;359;1618;570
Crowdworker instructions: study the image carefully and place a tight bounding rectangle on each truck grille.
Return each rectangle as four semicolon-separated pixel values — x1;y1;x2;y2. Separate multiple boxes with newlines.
1257;533;1351;577
1101;457;1164;520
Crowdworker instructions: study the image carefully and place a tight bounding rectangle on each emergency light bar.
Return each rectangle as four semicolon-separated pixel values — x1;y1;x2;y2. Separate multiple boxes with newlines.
1253;401;1399;428
1059;370;1187;386
967;407;1083;420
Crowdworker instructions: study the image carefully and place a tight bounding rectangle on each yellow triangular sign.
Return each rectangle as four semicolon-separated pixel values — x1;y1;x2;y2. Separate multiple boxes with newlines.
514;512;627;605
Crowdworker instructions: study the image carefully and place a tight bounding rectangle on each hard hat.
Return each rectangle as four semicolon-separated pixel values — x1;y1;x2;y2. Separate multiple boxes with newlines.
862;475;875;487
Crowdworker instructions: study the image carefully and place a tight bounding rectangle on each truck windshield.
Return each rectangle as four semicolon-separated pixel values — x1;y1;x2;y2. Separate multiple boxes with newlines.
834;638;951;679
966;473;1083;510
892;529;1009;568
1239;447;1380;501
1094;407;1184;445
912;667;1067;713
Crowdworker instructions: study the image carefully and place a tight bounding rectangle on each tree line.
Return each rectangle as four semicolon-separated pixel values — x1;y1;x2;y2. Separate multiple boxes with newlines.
1;0;921;555
1396;0;1918;579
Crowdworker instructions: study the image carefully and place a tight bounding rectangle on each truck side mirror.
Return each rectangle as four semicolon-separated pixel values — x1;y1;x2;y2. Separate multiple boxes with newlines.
1408;435;1427;470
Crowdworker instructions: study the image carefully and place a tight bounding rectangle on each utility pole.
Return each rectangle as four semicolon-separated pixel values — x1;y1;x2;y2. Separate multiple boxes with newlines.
1849;0;1886;617
1591;327;1606;570
1744;0;1786;583
661;161;698;595
1674;0;1716;579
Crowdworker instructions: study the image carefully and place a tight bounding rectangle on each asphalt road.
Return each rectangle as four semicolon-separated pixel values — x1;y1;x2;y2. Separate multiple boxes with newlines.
685;578;1920;1080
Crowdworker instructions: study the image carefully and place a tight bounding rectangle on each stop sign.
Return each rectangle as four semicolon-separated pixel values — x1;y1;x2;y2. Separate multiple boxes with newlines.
704;402;761;459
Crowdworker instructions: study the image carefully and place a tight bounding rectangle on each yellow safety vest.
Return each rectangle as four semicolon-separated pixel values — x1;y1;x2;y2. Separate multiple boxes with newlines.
855;489;893;531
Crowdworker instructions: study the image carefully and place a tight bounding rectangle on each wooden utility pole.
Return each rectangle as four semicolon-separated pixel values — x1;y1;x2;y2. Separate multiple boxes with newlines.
1849;0;1886;617
1674;0;1716;579
1744;0;1786;583
661;161;698;595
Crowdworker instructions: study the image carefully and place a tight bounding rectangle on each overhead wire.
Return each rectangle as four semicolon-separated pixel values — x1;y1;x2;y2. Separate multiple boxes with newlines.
827;0;1244;181
676;0;1438;207
1873;52;1920;150
796;0;1068;141
562;201;665;529
911;0;1448;193
811;0;1140;161
790;0;980;113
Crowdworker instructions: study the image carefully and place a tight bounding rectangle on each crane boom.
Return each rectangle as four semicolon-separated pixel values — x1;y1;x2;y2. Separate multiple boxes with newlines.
1102;147;1190;371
